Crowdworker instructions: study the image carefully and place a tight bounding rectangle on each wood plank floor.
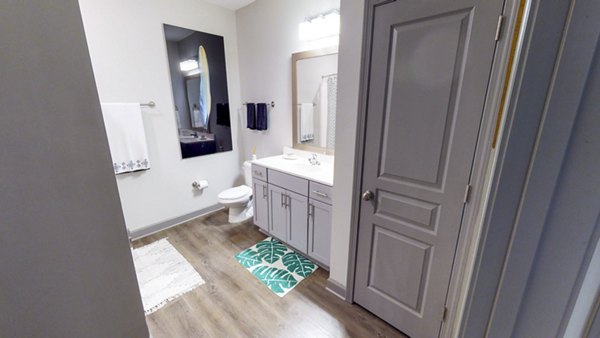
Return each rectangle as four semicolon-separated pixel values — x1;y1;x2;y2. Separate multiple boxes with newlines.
132;210;407;338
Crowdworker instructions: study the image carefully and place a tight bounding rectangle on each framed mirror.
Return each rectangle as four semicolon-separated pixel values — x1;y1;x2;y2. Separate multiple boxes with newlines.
163;24;233;159
292;46;338;155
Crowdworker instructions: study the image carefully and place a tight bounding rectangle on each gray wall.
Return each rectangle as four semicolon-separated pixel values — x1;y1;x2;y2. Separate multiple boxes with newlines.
462;0;600;336
508;42;600;337
0;1;148;337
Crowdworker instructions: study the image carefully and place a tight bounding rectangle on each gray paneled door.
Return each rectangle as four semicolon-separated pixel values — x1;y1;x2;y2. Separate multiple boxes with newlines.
354;0;504;337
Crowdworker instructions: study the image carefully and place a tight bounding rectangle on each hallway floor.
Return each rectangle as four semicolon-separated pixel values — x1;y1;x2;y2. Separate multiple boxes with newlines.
132;210;407;337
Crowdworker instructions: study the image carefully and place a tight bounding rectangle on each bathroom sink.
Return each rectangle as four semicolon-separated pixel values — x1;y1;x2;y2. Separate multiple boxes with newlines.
252;153;335;186
290;162;324;173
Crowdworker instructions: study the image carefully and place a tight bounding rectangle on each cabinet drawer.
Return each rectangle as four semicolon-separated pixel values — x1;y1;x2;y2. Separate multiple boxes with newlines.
309;181;333;205
251;164;267;180
268;169;309;196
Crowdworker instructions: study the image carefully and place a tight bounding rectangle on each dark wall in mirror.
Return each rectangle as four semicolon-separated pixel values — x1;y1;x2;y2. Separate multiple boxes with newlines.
164;24;232;159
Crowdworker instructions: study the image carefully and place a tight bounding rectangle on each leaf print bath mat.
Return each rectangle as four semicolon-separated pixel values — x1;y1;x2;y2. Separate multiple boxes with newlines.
235;237;318;297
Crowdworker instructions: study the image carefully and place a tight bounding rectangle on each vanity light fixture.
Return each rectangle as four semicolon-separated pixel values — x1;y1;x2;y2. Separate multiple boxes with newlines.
299;10;340;42
179;59;199;72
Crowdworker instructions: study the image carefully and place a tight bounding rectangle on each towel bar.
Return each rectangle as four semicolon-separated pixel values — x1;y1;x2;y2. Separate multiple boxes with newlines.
140;101;156;108
243;101;275;108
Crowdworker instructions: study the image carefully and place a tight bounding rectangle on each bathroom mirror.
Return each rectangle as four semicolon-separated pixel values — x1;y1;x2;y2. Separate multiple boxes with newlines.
164;24;233;159
292;47;338;155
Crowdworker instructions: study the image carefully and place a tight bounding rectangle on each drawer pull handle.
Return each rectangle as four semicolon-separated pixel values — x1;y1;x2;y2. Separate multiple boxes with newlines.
280;194;289;208
254;170;263;176
313;190;329;198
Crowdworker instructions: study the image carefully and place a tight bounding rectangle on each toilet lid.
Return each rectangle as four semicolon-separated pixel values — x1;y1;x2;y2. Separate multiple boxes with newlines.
218;185;252;200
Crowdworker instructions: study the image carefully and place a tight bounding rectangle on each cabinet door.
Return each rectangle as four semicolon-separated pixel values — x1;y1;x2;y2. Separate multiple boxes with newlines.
286;190;308;254
268;184;287;241
308;199;332;267
252;179;269;232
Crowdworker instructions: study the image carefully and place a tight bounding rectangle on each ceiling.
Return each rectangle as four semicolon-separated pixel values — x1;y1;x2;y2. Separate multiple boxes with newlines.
201;0;255;11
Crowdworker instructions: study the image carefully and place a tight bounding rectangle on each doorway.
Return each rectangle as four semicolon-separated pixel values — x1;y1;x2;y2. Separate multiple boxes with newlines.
348;0;509;337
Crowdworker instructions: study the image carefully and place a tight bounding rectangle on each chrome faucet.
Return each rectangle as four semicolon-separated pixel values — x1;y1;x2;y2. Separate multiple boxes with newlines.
308;153;321;166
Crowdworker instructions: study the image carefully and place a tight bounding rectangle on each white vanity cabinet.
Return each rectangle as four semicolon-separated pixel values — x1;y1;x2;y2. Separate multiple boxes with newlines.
252;164;331;268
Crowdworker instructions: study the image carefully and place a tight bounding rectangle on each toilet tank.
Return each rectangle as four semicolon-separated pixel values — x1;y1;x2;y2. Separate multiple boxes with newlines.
243;161;252;186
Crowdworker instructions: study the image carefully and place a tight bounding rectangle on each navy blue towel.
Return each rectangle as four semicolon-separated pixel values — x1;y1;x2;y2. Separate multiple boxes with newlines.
256;103;268;131
216;103;230;127
246;103;256;130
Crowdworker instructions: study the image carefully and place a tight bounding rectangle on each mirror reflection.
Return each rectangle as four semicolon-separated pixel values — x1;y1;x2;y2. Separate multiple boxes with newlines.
292;48;338;154
164;24;233;159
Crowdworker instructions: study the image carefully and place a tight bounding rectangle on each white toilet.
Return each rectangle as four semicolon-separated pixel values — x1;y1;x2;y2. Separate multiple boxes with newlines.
218;161;254;223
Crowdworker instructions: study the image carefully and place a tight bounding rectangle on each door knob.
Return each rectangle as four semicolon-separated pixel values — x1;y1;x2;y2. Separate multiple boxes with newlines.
362;190;375;201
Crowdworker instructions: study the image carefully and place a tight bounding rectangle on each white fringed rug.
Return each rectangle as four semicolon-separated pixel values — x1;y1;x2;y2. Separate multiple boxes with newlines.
131;238;205;315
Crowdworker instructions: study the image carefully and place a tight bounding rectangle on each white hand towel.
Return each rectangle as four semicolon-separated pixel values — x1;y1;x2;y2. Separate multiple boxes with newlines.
101;103;151;175
300;103;314;142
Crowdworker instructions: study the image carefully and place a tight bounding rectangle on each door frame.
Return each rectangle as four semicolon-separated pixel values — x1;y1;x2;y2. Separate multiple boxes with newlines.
344;0;523;334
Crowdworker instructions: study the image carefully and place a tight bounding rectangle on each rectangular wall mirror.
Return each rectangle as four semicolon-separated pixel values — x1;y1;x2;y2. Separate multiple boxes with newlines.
292;47;338;155
164;24;233;159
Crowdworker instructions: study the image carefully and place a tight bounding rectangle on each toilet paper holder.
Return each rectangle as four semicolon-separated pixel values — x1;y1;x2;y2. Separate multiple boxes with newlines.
192;180;209;190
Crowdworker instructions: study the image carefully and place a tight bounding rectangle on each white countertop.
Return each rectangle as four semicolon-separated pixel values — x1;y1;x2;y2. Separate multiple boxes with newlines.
252;153;334;186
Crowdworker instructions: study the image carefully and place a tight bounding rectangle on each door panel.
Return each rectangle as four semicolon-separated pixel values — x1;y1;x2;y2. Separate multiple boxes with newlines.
369;225;431;312
354;0;503;337
376;190;439;232
253;180;269;232
381;10;471;188
287;190;308;253
268;184;287;240
308;199;332;267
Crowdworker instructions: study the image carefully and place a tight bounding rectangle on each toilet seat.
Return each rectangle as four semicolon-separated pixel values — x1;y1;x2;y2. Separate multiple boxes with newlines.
218;185;252;203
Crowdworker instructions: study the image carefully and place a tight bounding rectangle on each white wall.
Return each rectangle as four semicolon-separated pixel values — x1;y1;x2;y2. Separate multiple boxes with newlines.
329;0;365;287
236;0;340;159
78;0;244;233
